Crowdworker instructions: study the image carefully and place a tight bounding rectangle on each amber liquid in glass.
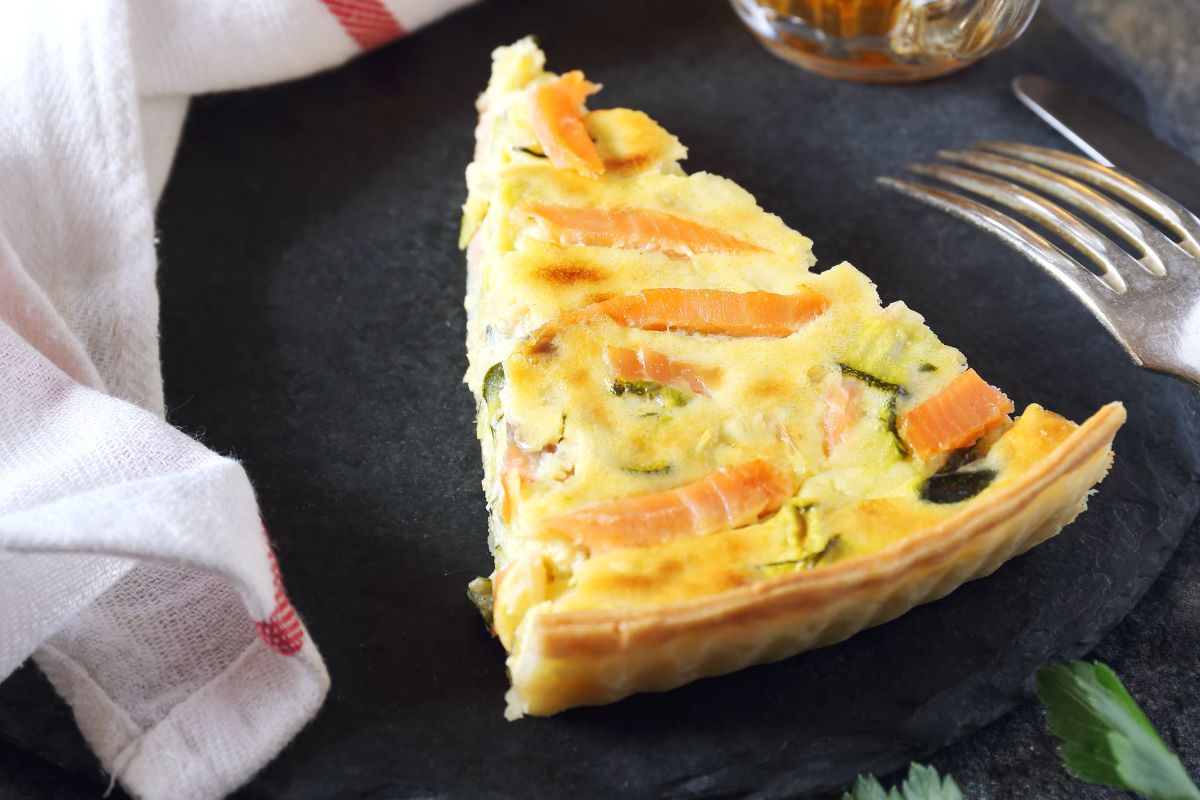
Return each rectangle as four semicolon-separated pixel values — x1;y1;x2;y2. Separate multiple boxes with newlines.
761;0;904;39
733;0;1016;83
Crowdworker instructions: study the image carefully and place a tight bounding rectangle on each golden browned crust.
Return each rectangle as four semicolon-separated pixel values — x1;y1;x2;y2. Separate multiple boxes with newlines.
505;402;1125;718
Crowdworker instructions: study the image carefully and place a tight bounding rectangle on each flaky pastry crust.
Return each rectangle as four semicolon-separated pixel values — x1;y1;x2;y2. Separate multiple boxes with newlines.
506;403;1124;717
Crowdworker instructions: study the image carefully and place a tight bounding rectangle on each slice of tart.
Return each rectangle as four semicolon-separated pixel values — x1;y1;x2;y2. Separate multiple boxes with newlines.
460;37;1125;719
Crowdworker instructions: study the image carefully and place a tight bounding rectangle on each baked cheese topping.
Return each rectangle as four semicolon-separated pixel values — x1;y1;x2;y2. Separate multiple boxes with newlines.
462;39;1079;657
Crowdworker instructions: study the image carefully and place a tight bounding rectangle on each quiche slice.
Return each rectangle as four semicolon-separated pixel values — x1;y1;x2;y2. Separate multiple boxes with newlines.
461;38;1125;719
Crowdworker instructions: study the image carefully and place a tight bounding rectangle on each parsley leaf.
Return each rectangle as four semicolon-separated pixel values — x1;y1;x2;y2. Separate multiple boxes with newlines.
1037;661;1200;800
842;763;963;800
842;774;893;800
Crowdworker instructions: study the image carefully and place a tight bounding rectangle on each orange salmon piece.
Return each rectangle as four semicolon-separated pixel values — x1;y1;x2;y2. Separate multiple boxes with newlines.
592;288;829;337
901;368;1015;458
528;288;830;351
821;376;864;456
529;72;605;177
526;204;767;257
500;442;546;524
539;460;797;554
605;345;720;396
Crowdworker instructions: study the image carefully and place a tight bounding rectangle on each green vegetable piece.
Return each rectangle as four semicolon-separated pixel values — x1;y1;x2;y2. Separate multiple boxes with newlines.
459;213;475;249
757;534;840;577
612;379;650;398
611;379;689;408
482;363;506;426
918;362;938;373
622;463;673;475
806;534;840;568
756;560;804;578
842;763;963;800
513;145;548;158
919;469;996;504
786;502;814;548
483;363;505;407
839;320;916;387
466;577;494;630
1037;661;1200;800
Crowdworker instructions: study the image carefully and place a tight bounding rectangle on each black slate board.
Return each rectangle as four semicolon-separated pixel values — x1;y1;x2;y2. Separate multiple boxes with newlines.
2;1;1199;798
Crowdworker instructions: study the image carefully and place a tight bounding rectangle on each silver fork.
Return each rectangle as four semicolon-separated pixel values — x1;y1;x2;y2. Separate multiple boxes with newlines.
878;142;1200;388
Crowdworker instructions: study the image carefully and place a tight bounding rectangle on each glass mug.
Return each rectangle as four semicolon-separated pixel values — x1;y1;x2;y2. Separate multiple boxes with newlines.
730;0;1041;83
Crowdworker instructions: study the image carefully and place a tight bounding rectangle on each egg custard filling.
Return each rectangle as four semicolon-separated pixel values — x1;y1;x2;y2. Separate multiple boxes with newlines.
461;38;1124;719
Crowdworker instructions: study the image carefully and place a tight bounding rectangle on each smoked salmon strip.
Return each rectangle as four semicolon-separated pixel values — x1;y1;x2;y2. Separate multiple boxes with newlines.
900;368;1014;458
821;376;864;456
526;204;767;257
591;288;829;337
529;288;830;351
529;288;829;351
538;459;797;554
604;345;720;396
529;72;605;177
500;443;537;524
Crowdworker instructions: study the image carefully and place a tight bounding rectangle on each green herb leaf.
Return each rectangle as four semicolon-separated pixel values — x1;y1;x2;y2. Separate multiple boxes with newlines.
838;363;909;457
1037;661;1200;800
512;145;547;158
842;773;896;800
936;446;978;475
838;363;905;396
899;764;964;799
919;469;996;504
884;393;909;457
842;763;962;800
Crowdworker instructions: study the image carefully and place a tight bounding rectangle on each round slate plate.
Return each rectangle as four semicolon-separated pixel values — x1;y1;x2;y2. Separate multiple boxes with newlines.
3;1;1199;798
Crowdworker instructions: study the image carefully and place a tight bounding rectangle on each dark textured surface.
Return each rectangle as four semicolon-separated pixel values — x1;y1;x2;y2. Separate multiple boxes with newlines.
928;509;1200;799
2;1;1199;798
1046;0;1200;161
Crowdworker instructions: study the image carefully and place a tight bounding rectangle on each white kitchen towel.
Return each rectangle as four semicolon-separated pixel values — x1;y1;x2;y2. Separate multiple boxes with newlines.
0;1;470;798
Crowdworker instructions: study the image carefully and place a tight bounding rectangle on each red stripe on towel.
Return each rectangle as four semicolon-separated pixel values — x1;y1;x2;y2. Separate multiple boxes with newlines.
320;0;406;50
254;533;306;656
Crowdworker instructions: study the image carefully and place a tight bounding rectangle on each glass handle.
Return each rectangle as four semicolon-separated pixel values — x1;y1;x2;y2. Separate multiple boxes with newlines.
889;0;1041;61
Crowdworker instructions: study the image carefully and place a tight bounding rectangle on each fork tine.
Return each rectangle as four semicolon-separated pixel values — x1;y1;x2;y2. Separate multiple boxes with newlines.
975;142;1200;260
876;176;1141;364
904;162;1133;293
934;148;1168;276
